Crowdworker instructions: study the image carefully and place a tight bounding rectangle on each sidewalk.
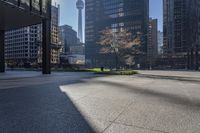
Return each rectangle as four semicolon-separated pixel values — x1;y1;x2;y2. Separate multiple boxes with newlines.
137;70;200;82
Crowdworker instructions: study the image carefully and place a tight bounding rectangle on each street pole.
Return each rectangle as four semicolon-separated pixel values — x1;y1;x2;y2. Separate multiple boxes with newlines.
191;48;194;70
195;45;199;70
187;49;190;70
0;30;5;72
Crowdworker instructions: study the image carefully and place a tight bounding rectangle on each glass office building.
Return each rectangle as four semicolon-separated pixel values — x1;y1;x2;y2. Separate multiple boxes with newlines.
163;0;200;69
163;0;200;53
85;0;149;67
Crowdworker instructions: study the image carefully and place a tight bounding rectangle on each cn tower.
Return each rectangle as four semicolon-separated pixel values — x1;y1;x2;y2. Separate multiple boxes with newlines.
76;0;84;43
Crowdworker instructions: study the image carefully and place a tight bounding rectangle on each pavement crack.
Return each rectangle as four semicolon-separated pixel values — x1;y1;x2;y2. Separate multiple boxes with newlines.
101;100;134;133
112;121;169;133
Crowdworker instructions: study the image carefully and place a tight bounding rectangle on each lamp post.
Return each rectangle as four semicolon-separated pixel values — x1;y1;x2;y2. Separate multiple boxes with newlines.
195;45;199;70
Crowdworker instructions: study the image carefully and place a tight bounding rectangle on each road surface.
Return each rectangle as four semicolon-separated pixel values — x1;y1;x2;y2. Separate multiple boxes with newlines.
0;71;200;133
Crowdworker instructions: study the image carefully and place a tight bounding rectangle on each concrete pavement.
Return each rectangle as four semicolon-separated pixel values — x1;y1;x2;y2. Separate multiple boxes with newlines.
0;71;200;133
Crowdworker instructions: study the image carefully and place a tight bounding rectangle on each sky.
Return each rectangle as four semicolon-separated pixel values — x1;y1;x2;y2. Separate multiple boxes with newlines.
53;0;163;34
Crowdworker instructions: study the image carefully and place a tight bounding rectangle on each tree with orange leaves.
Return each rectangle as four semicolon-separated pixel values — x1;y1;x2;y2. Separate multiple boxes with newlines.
98;28;143;69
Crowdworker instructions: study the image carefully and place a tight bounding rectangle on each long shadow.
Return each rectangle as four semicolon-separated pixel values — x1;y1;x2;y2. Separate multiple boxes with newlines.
137;74;200;84
0;72;106;90
0;74;102;133
92;80;200;109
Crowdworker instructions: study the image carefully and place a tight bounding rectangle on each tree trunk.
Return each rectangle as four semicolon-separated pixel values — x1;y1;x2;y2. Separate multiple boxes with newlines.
114;51;118;70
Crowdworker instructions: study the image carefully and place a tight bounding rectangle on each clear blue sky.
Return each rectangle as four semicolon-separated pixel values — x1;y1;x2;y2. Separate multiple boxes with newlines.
53;0;163;33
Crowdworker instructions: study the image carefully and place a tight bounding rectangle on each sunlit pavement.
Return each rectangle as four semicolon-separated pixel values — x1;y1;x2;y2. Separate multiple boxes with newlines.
0;71;200;133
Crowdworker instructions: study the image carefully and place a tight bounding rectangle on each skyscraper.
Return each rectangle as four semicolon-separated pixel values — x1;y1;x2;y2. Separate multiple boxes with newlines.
163;0;200;69
76;0;84;43
163;0;200;54
147;18;158;68
163;0;174;54
85;0;149;67
59;25;78;53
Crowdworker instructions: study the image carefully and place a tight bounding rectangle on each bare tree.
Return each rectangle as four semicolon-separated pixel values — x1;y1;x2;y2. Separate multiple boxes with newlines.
98;27;142;69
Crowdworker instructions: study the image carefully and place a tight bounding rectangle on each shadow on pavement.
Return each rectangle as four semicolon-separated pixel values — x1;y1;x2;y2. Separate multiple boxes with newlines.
1;72;199;132
0;75;100;133
136;74;200;84
92;80;200;109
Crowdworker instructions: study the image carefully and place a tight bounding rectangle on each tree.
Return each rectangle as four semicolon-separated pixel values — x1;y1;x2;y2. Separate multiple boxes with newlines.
98;27;142;69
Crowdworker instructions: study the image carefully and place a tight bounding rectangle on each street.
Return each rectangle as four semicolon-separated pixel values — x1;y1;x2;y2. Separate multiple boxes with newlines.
0;71;200;133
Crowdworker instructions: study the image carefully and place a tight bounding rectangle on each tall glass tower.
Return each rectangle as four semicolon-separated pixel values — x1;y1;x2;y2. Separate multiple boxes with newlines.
163;0;200;53
76;0;84;43
85;0;149;67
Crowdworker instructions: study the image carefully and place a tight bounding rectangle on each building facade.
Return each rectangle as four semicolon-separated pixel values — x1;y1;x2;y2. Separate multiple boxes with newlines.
5;25;40;67
147;18;158;68
70;44;85;55
85;0;149;67
163;0;200;69
163;0;174;54
157;31;163;54
38;5;60;65
59;25;85;66
59;25;78;54
163;0;200;53
5;5;60;67
0;0;52;74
